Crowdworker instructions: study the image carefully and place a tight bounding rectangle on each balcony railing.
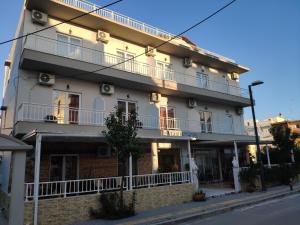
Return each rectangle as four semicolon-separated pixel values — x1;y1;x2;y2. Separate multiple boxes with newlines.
59;0;174;40
17;103;241;134
58;0;236;63
24;35;249;98
25;171;191;200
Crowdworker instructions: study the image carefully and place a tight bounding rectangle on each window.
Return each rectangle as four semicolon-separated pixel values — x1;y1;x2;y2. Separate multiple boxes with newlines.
156;61;173;80
160;106;176;129
57;33;82;59
196;72;209;88
199;111;212;133
117;100;137;123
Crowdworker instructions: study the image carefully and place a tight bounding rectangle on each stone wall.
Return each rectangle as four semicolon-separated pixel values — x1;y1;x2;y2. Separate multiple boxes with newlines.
24;183;194;225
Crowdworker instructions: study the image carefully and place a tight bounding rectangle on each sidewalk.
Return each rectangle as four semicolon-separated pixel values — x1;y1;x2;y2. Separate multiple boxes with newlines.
72;183;300;225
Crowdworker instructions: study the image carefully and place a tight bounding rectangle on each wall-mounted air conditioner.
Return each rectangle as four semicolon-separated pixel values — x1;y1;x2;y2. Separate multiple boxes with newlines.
96;30;110;43
150;92;161;103
235;107;243;115
32;10;48;26
100;83;114;95
188;98;197;108
145;46;156;57
38;73;55;86
231;73;239;80
183;57;192;68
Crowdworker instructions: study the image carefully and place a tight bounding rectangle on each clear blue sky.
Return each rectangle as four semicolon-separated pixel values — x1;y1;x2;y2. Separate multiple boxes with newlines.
1;0;299;120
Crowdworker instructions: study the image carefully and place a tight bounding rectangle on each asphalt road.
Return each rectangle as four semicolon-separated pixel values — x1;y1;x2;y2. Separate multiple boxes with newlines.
180;193;300;225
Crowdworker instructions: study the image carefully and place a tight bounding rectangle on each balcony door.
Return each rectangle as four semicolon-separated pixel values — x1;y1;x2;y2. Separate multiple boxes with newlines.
160;106;176;130
116;51;135;72
57;33;82;59
52;91;81;124
196;72;209;89
156;61;172;80
117;100;137;123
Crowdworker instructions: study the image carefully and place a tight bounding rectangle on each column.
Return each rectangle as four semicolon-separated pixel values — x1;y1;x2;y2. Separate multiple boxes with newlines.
232;140;241;192
151;142;158;173
33;134;42;225
291;148;295;163
8;151;27;225
187;139;193;183
129;153;133;190
266;144;271;168
218;150;223;181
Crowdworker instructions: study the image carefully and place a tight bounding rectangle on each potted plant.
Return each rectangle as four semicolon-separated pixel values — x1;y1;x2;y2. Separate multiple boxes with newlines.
193;190;206;201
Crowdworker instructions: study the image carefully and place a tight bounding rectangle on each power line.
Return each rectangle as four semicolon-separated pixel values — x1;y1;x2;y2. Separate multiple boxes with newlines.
72;0;238;77
0;0;123;46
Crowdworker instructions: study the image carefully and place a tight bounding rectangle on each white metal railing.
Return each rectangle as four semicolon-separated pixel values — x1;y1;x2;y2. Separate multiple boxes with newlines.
24;35;249;98
59;0;174;40
17;103;245;135
17;103;106;126
24;171;191;200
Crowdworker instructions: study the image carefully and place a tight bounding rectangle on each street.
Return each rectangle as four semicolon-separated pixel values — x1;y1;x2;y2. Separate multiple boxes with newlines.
180;194;300;225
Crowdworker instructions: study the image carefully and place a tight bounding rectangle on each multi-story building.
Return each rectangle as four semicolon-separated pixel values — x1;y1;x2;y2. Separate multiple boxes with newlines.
0;0;255;224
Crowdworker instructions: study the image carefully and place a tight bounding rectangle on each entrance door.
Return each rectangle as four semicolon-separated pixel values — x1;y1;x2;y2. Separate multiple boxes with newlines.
50;155;78;181
158;148;181;172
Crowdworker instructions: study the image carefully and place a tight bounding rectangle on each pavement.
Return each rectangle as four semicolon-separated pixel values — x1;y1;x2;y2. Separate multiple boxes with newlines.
71;183;300;225
180;193;300;225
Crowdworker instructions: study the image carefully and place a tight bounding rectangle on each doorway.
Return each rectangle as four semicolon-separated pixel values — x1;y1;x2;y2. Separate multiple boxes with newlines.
158;148;181;172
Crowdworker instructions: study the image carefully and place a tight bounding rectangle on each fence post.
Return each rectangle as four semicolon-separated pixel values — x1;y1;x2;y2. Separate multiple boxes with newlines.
148;175;151;188
64;182;67;198
169;173;172;185
97;179;100;193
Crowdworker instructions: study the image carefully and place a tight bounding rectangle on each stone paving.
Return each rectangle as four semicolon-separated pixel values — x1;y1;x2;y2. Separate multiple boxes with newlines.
71;183;300;225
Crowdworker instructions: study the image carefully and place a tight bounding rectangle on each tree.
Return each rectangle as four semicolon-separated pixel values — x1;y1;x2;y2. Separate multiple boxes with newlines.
269;124;296;163
102;107;142;206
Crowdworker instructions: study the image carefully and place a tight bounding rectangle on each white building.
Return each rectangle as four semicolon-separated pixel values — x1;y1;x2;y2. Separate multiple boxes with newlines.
0;0;255;224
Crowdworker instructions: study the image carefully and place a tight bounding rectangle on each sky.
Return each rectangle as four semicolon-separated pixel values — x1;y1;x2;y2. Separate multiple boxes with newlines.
0;0;299;121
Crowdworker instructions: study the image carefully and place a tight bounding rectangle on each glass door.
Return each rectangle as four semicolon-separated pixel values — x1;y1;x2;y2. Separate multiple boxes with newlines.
68;94;80;124
117;100;137;123
57;33;81;59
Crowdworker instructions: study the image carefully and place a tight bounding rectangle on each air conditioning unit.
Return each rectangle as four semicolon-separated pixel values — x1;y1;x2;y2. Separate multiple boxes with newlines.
145;46;156;57
236;107;243;115
183;57;193;68
231;73;239;80
38;73;55;86
31;10;48;26
150;92;161;103
101;83;114;95
96;30;110;43
188;98;197;108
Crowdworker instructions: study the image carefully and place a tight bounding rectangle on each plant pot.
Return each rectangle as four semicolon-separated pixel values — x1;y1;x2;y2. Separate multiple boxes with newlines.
193;193;206;201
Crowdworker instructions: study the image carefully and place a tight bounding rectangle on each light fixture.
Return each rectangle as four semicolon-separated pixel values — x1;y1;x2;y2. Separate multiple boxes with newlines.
251;80;264;86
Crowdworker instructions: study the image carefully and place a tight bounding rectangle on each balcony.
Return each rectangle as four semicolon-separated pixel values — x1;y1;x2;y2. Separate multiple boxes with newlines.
16;103;242;136
21;35;250;105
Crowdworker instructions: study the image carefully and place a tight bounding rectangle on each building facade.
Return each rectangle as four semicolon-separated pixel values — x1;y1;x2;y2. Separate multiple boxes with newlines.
0;0;255;224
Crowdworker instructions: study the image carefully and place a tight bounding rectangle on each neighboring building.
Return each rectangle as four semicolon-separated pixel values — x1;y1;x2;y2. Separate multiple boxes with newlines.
272;120;300;146
0;0;254;224
244;114;285;141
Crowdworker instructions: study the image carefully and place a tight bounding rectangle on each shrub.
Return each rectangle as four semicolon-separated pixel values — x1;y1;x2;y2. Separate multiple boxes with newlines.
90;192;136;219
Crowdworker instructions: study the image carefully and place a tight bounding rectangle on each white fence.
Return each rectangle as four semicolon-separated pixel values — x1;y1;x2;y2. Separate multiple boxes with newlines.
24;35;249;98
25;171;191;200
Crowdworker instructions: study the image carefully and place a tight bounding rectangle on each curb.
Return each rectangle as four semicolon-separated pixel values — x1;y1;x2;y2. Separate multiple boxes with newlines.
151;189;300;225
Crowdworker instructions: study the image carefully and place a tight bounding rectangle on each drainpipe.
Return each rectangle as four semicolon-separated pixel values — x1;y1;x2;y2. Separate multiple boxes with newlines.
33;134;42;225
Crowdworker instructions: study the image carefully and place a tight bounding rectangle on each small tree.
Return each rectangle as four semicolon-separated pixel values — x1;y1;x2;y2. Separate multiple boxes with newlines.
102;107;142;206
269;124;296;163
